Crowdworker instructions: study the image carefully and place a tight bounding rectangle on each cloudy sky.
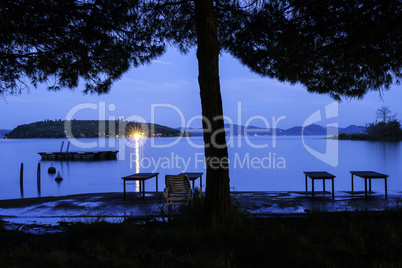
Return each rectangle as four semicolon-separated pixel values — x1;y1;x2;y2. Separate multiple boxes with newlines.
1;48;401;130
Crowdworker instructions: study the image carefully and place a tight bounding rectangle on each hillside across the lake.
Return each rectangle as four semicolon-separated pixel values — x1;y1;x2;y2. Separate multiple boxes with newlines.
177;124;364;136
4;121;366;139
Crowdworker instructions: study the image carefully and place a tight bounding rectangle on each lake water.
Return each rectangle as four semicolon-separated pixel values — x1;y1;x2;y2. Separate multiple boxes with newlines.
0;136;401;200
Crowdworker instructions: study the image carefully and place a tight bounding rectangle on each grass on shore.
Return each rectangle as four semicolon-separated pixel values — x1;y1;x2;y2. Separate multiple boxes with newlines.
1;206;402;267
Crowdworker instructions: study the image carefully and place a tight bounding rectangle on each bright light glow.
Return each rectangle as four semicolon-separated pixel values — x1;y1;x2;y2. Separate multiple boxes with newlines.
134;133;141;140
127;125;146;140
126;125;148;149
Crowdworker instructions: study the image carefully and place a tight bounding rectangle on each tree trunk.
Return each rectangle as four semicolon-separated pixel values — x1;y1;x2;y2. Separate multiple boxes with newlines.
194;0;231;225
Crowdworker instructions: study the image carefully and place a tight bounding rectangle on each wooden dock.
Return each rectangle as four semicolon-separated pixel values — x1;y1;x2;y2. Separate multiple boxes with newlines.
38;141;118;161
38;150;119;161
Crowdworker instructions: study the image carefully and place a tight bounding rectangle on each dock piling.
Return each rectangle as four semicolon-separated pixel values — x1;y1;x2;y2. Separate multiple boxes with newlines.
20;162;24;198
37;162;41;196
59;141;64;159
66;141;70;159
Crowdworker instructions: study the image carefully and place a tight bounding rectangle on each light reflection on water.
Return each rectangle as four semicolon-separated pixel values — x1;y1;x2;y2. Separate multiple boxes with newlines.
0;136;401;200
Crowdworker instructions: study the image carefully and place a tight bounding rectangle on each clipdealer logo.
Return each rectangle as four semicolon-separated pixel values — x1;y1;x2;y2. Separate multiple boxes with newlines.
63;101;338;169
302;101;339;167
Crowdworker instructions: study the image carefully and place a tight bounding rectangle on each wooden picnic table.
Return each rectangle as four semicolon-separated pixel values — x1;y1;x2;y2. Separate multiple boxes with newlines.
350;171;389;199
304;171;335;199
179;172;203;189
121;172;159;200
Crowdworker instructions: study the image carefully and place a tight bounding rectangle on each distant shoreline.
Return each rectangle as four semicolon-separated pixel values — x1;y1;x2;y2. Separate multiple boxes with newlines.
4;120;183;139
331;133;402;142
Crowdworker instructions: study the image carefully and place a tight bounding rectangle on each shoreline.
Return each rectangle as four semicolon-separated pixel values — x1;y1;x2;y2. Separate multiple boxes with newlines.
1;191;401;227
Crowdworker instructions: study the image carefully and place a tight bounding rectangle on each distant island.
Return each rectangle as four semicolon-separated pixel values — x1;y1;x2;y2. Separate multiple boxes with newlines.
5;120;183;139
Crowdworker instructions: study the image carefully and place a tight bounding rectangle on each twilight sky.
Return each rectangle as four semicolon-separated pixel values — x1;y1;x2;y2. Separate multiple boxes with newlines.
1;48;401;130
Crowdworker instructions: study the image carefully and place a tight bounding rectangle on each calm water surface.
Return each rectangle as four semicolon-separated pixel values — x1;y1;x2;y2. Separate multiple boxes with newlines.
0;136;401;200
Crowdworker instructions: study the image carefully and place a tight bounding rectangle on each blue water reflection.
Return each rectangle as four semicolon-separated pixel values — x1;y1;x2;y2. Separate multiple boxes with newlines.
0;136;401;200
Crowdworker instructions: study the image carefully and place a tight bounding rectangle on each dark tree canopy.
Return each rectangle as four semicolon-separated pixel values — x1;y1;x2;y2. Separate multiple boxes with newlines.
226;0;402;100
2;0;401;99
0;0;164;95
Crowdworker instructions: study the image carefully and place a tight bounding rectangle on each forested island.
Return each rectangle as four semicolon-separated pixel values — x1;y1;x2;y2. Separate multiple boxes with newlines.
337;120;402;141
336;107;402;142
5;120;183;139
